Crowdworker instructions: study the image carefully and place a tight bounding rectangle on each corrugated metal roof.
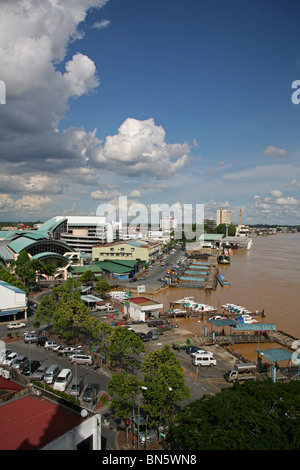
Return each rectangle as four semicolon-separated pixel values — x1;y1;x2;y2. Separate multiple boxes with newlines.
233;323;277;331
8;237;34;253
258;348;294;362
98;261;133;274
209;319;237;326
38;218;67;233
0;281;26;294
81;295;102;302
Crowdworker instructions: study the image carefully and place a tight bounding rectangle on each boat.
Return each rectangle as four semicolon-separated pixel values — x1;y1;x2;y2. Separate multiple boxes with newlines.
218;273;230;287
218;254;230;264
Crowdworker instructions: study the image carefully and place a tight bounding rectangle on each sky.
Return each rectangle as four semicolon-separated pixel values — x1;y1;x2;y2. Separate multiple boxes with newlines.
1;0;300;225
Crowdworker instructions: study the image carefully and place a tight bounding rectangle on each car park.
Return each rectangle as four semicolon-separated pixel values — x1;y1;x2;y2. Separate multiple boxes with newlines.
3;352;18;366
44;364;60;384
12;355;28;370
32;365;47;381
7;322;26;329
83;383;100;402
70;354;93;365
24;333;39;343
69;378;84;397
53;369;73;392
44;340;59;350
20;360;40;376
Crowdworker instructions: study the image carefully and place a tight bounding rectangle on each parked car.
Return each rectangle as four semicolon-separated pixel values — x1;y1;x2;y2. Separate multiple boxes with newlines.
58;346;82;357
70;354;93;365
24;333;39;343
145;330;159;340
53;344;65;353
53;369;73;392
44;364;60;384
44;340;59;350
20;360;40;376
186;346;205;355
12;355;28;370
69;378;84;397
36;335;47;346
7;322;26;329
136;332;150;342
131;417;155;443
32;365;47;381
147;319;164;327
3;352;18;366
83;383;100;402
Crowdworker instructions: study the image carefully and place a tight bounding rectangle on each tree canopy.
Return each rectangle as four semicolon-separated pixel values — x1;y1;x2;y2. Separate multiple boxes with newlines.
167;379;300;450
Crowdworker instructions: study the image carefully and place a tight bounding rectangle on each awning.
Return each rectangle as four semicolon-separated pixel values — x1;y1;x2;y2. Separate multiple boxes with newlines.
0;308;26;317
209;319;237;327
233;323;277;331
258;348;295;362
80;295;102;303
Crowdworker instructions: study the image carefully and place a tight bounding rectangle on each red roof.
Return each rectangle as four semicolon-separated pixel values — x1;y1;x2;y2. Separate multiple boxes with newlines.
0;376;25;391
0;395;84;450
129;297;151;304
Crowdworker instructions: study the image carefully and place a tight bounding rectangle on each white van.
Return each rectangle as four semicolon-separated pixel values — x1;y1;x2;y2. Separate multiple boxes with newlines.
53;369;73;391
70;354;93;365
192;353;217;367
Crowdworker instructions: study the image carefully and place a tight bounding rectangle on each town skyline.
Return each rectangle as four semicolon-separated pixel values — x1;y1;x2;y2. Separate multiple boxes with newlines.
0;1;300;224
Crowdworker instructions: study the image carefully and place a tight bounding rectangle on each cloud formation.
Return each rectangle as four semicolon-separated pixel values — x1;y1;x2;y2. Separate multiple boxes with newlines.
263;146;288;157
90;118;190;177
0;0;190;218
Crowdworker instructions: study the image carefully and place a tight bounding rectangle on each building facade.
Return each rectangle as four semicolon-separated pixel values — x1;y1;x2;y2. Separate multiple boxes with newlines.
217;209;231;226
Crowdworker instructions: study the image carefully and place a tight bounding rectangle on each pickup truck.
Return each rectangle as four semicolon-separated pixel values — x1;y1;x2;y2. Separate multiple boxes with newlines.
172;338;198;350
224;362;257;383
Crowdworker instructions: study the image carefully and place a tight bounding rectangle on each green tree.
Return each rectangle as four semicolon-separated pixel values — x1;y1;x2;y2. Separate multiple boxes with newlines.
141;345;190;430
216;223;236;236
107;373;140;446
95;277;111;296
16;260;36;284
53;294;90;340
36;295;56;325
167;380;300;450
80;270;96;284
107;326;145;372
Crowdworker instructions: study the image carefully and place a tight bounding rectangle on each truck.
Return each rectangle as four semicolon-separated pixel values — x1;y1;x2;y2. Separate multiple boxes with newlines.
224;362;257;383
172;338;198;350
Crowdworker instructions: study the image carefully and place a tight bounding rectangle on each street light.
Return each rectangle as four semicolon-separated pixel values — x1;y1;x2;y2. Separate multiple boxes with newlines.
137;385;147;450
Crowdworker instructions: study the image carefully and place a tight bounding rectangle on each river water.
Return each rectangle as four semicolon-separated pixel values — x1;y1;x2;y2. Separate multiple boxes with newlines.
152;233;300;339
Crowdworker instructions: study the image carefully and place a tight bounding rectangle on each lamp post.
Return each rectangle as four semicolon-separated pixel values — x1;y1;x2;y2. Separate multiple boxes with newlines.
137;385;147;450
159;383;173;444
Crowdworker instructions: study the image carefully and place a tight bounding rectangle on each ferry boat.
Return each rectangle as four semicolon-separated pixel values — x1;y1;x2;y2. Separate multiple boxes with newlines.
218;273;230;287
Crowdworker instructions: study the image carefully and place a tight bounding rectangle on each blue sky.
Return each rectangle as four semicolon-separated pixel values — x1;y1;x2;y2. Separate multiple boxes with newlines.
0;0;300;224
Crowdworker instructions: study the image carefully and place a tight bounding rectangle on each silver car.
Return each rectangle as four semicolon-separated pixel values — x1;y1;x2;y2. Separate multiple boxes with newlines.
131;417;155;443
32;365;47;381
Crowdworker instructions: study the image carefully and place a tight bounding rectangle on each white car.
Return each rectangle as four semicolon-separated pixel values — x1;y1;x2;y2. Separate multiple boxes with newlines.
3;352;18;366
7;322;26;329
44;340;59;350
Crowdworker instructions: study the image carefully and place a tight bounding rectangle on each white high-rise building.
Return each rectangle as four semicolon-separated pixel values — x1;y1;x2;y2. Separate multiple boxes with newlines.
159;216;177;231
217;209;231;226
